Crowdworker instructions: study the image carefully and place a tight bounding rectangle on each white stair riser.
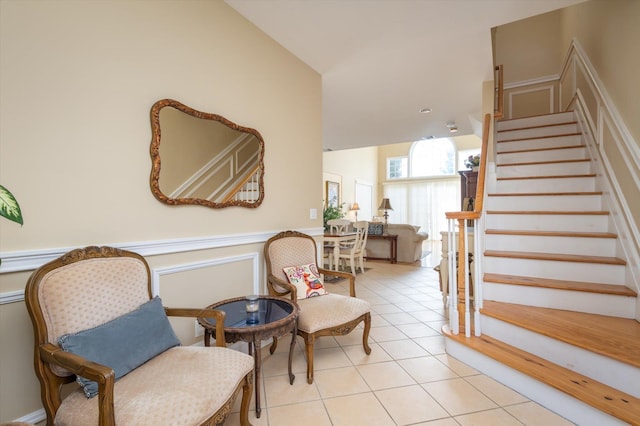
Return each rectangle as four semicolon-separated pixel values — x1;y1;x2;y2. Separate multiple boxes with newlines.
483;257;626;284
498;147;586;164
497;161;591;178
496;112;575;131
497;123;578;141
481;316;639;397
495;177;595;193
497;135;582;153
445;339;627;426
484;234;616;257
485;214;609;232
482;283;636;318
487;194;601;211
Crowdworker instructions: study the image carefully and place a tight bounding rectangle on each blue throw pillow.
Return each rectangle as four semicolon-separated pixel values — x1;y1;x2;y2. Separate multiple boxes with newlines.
58;296;181;398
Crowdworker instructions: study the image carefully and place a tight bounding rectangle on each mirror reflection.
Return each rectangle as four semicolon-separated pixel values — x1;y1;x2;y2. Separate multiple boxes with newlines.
150;99;264;208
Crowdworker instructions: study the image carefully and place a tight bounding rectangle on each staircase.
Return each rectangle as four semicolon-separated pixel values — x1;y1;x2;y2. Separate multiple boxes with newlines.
444;111;640;425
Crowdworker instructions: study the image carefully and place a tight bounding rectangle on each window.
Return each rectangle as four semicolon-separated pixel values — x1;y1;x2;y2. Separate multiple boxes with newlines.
387;157;408;179
410;138;455;177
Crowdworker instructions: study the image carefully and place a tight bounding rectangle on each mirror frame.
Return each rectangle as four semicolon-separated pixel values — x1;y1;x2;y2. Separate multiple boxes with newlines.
150;99;265;208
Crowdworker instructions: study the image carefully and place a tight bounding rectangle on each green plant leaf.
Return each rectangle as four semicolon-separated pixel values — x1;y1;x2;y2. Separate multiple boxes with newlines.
0;185;24;226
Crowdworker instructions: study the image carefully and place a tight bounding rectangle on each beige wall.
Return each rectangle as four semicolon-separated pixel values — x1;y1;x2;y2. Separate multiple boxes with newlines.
323;146;379;216
0;1;321;422
495;10;565;85
560;0;640;146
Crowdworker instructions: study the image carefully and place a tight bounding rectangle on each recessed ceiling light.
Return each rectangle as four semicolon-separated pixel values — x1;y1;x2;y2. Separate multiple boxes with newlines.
419;108;432;114
446;121;458;133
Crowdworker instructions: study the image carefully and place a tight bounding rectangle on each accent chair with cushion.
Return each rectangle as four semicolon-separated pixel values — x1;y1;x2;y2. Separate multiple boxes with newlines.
264;231;371;384
25;246;254;426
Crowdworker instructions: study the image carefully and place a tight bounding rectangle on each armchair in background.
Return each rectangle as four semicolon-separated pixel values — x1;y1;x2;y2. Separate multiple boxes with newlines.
365;223;428;263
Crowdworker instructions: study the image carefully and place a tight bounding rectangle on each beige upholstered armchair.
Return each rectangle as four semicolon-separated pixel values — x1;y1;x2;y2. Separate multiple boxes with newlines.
264;231;371;384
24;246;254;426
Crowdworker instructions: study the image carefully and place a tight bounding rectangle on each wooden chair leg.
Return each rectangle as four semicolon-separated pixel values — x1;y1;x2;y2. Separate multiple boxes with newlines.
305;335;315;384
362;313;372;355
239;374;253;426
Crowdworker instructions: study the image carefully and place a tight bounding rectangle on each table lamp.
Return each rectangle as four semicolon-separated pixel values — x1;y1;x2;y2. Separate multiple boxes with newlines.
378;198;393;225
351;202;360;221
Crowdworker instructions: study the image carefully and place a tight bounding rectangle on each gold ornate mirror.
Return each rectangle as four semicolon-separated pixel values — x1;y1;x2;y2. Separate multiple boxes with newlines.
150;99;264;208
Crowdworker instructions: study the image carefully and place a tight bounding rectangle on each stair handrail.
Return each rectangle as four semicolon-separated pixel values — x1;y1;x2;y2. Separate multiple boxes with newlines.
494;65;504;119
222;164;261;203
445;113;491;337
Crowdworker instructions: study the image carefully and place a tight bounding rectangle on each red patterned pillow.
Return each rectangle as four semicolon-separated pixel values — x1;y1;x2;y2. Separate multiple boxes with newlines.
283;263;328;299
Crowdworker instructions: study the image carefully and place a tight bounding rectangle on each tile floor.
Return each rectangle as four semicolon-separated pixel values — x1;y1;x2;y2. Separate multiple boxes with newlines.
227;251;575;426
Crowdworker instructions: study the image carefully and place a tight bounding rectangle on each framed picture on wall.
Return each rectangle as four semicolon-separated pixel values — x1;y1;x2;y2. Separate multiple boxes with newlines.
326;181;339;208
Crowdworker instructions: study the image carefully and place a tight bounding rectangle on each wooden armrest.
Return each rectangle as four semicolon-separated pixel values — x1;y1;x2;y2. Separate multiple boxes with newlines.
40;343;116;425
267;274;297;300
165;307;227;348
317;267;357;297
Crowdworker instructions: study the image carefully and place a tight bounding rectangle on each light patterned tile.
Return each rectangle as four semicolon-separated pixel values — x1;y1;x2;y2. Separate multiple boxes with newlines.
455;408;523;425
378;338;430;360
267;400;332;426
357;360;416;390
398;356;459;383
371;303;404;314
343;342;392;365
261;349;307;378
313;366;371;398
369;325;408;342
422;378;497;416
312;346;352;371
396;322;441;338
264;373;321;407
376;384;450;424
434;354;479;376
465;374;529;406
381;311;421;325
414;335;447;355
504;401;576;425
324;392;396;426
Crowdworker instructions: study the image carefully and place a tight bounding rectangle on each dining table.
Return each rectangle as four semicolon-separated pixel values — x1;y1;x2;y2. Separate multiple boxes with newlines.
323;231;358;271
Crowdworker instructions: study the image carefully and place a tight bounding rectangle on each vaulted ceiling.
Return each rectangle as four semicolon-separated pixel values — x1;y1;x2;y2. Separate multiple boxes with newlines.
226;0;586;151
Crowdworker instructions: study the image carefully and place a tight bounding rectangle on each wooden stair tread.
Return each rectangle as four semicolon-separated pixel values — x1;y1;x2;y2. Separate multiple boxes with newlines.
443;326;640;425
497;132;581;144
497;158;589;167
497;119;578;133
485;229;617;238
488;191;602;197
481;301;640;369
497;174;595;181
483;273;636;297
484;250;626;265
486;210;609;215
497;121;578;133
497;144;584;154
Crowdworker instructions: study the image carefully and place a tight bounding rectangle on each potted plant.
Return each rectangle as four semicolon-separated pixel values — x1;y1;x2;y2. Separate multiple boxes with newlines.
0;185;23;266
464;154;481;171
323;202;344;231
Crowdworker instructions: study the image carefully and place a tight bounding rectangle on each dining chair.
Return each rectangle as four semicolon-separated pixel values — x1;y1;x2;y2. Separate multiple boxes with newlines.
323;218;353;268
327;218;352;233
264;231;371;384
337;220;369;274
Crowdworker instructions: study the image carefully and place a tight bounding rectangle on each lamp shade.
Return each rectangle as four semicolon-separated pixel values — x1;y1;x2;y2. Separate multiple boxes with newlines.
378;198;393;211
351;202;360;211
